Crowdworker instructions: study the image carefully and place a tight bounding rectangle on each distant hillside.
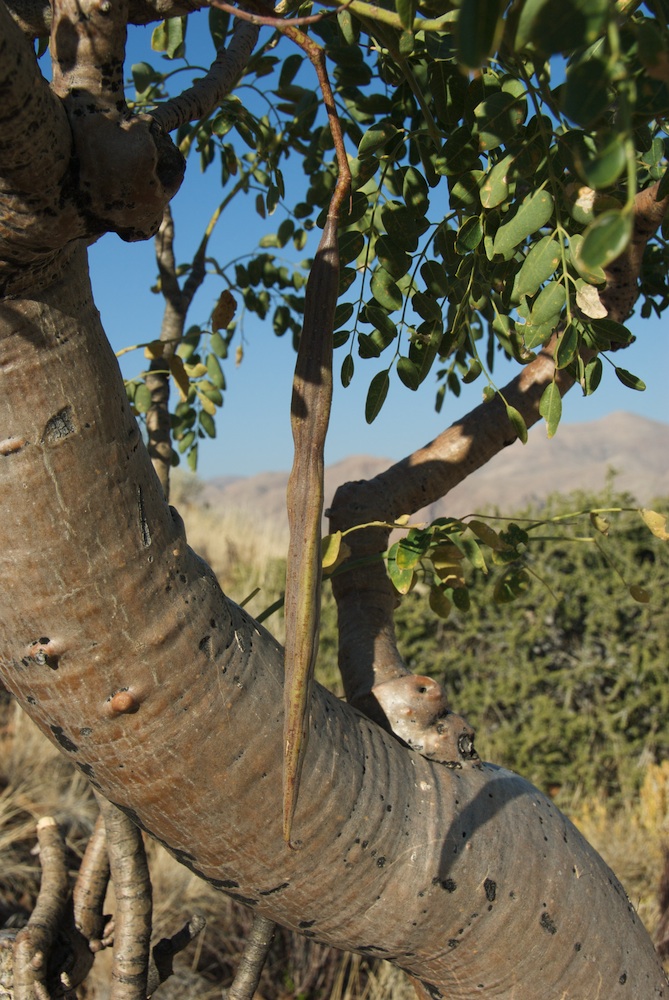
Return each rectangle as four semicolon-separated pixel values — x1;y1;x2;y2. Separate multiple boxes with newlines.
195;412;668;542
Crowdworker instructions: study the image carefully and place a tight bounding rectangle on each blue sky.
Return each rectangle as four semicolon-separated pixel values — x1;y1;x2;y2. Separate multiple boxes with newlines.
89;16;669;480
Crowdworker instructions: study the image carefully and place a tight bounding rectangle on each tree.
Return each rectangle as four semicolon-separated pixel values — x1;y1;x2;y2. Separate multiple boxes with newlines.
1;0;669;995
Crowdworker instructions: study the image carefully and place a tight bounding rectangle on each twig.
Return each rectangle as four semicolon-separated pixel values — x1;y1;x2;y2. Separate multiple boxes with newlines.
73;812;111;951
12;817;93;1000
95;795;152;1000
225;915;275;1000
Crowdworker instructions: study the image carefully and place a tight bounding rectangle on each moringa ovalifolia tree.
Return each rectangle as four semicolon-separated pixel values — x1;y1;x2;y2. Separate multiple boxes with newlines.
1;0;669;995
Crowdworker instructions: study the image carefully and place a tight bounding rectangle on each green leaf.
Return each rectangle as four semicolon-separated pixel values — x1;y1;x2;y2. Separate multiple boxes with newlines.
462;358;482;383
397;356;421;390
370;268;403;311
474;92;526;151
580;136;627;190
420;260;449;297
480;154;514;209
563;57;610;127
403;167;429;216
513;235;560;300
523;280;565;348
457;0;503;68
505;403;528;443
429;585;452;618
515;0;609;55
493;191;554;259
456;215;483;254
388;541;415;594
132;62;161;96
151;17;186;58
583;356;602;395
614;367;646;391
629;585;651;604
358;121;401;158
365;369;390;423
209;331;228;358
539;381;562;438
579;211;632;270
554;322;579;369
187;443;198;472
134;383;152;413
206;353;225;390
199;409;216;438
341;354;355;388
375;236;411;278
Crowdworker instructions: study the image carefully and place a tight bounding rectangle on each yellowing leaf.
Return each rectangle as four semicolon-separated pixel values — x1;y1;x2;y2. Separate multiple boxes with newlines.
468;519;505;550
143;339;164;360
183;362;208;378
169;355;190;401
321;532;342;569
640;508;669;541
211;290;237;332
197;390;217;416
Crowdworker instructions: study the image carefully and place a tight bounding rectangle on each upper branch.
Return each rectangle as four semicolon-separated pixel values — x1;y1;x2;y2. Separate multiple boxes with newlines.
151;19;259;134
6;0;206;38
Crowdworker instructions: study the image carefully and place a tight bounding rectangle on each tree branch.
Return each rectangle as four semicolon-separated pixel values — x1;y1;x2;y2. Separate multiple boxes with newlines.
150;20;259;134
225;915;275;1000
5;0;207;38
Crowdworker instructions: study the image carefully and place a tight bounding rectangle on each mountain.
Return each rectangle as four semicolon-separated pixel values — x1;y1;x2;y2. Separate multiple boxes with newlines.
195;412;668;541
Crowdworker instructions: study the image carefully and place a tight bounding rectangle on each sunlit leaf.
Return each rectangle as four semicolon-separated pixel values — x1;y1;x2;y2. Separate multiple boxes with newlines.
579;210;632;270
493;191;554;259
640;509;669;541
388;541;415;594
539;381;562;438
505;403;528;443
614;367;646;391
513;235;559;300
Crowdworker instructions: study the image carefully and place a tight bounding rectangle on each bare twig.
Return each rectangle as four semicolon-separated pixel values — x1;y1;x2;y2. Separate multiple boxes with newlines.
95;796;152;1000
73;813;111;951
224;915;275;1000
12;817;93;1000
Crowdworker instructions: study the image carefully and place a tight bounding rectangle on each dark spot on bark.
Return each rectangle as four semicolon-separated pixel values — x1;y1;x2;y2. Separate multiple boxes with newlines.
79;727;92;737
259;882;289;896
299;920;315;928
574;942;581;952
199;635;212;654
43;407;75;444
228;893;258;907
540;912;557;935
448;939;459;948
418;980;443;999
179;574;187;583
38;637;49;645
172;847;197;863
484;878;497;902
77;762;95;779
302;930;315;938
26;696;36;705
619;973;627;984
376;857;386;868
218;879;240;889
386;804;392;812
433;877;457;892
50;725;78;753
